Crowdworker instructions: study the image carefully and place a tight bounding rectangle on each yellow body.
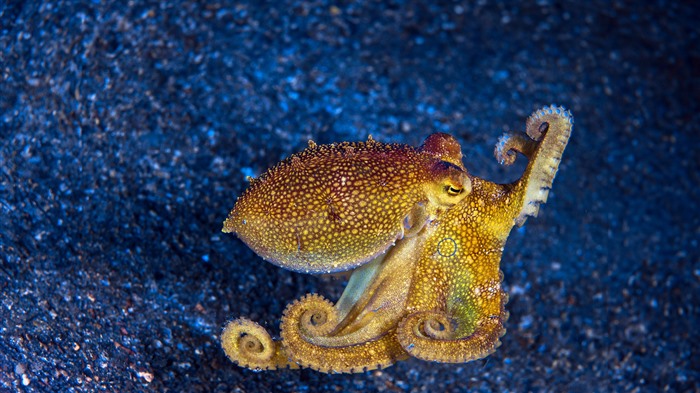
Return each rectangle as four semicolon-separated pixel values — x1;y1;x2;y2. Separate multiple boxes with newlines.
223;134;470;273
221;105;573;372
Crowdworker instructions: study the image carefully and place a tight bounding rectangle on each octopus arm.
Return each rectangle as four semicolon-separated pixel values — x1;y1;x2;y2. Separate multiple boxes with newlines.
397;251;509;363
495;105;574;226
331;229;426;338
396;305;507;363
221;318;298;371
280;294;408;373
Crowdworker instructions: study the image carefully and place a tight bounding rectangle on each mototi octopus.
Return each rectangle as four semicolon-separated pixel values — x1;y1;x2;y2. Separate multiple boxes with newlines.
220;105;573;373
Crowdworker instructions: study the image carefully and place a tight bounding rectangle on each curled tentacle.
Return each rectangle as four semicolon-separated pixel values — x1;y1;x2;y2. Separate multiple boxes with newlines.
294;294;339;337
494;133;538;166
419;312;454;340
397;309;507;363
515;105;573;225
280;294;408;373
221;318;295;371
494;105;573;226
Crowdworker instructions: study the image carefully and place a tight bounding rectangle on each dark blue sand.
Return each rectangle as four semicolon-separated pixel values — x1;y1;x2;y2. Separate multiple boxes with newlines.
1;1;698;392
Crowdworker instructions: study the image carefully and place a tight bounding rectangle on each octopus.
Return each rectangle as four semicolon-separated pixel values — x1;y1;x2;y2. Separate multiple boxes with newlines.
220;105;573;373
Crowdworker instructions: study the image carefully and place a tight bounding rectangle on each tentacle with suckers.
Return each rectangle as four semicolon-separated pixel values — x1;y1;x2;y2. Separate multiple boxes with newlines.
220;318;297;371
396;289;509;363
495;133;538;166
495;105;574;226
279;294;408;373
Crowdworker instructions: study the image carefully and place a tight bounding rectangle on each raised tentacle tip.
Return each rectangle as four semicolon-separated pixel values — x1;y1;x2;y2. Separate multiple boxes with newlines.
526;104;574;141
514;104;574;226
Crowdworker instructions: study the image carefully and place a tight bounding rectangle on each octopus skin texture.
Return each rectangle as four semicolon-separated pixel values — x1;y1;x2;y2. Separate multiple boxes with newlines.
222;133;471;274
220;105;573;373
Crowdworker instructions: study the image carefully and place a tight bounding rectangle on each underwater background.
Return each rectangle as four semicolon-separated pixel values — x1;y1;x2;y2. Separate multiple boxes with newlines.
1;1;697;391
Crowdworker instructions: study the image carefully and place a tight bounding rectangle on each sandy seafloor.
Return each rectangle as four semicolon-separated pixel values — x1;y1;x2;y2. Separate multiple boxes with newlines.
1;1;698;392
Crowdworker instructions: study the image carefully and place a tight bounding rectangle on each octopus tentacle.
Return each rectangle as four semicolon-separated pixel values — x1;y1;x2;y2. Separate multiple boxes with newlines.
220;318;296;371
516;105;573;225
397;300;508;363
494;133;538;166
419;312;454;340
280;294;408;373
331;227;427;339
495;105;574;226
333;255;385;324
291;294;339;337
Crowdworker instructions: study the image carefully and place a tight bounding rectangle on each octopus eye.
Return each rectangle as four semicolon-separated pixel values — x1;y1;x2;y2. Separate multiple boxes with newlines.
445;185;463;196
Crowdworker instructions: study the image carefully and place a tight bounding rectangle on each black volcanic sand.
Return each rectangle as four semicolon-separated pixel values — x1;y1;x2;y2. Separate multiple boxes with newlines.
1;1;698;392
